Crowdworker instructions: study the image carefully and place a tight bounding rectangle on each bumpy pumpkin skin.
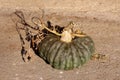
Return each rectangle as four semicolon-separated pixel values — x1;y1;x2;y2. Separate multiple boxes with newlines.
37;34;95;70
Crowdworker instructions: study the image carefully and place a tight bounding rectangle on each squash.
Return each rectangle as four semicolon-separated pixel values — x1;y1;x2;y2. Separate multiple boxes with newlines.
38;34;94;70
37;22;95;70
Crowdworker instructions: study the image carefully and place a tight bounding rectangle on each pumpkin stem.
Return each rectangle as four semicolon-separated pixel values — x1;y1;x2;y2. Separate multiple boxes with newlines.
60;22;74;43
60;29;72;43
60;22;86;43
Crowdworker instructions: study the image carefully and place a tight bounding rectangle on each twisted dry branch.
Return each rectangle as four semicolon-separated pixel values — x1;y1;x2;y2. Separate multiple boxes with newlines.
32;18;86;38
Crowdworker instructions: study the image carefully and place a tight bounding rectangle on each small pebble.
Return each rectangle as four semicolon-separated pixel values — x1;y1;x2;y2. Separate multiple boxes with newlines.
59;71;63;74
76;71;79;74
39;77;43;80
15;74;18;76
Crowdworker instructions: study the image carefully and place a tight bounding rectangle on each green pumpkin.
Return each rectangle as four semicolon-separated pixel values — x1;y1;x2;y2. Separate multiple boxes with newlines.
37;33;95;70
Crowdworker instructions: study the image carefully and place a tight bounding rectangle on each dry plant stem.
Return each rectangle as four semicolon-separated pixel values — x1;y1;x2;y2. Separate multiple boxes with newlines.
72;33;86;37
37;19;62;36
91;53;106;60
42;24;61;36
37;20;86;42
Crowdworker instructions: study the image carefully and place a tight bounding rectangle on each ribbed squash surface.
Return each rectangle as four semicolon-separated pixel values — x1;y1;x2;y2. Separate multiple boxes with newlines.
37;34;95;70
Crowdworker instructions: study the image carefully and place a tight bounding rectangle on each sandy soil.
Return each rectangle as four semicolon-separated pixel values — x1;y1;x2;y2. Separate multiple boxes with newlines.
0;0;120;80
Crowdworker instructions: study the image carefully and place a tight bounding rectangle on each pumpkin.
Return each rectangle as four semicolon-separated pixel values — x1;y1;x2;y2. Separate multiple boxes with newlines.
37;22;95;70
37;34;94;70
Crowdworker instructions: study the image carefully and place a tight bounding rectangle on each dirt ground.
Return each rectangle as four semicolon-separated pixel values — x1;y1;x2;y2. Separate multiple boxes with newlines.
0;0;120;80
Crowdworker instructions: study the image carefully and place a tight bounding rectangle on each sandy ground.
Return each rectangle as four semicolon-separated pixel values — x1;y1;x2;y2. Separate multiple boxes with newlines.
0;0;120;80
